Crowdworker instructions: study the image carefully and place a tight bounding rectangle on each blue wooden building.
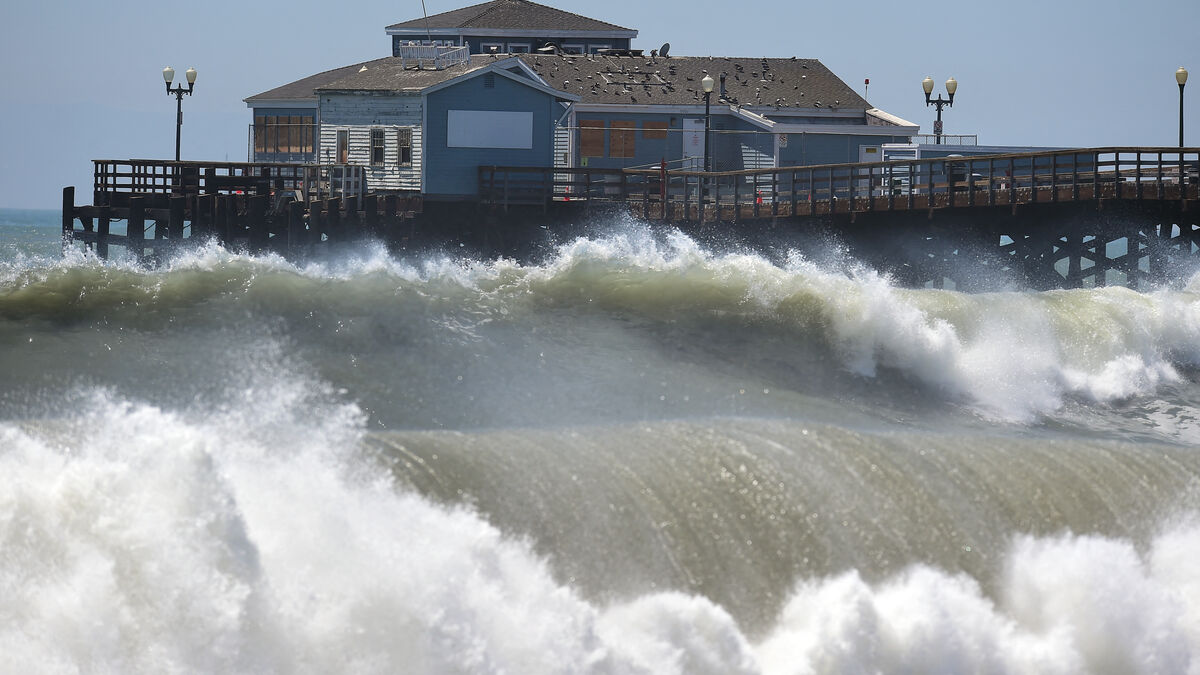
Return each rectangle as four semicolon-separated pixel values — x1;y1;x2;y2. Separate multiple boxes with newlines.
248;52;576;200
517;54;918;175
243;1;921;201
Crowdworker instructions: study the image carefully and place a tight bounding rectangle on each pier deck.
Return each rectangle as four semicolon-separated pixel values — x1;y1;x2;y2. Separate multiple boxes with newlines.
62;148;1200;289
480;147;1198;222
63;160;421;259
480;147;1200;290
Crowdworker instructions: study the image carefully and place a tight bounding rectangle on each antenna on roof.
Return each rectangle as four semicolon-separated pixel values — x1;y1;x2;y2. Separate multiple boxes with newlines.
420;0;432;45
660;42;671;58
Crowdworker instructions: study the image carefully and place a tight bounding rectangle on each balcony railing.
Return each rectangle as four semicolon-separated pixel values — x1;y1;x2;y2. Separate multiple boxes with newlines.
395;44;471;70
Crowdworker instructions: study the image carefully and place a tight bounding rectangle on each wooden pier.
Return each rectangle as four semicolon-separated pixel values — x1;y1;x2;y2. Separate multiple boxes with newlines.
481;147;1200;289
63;160;421;260
64;148;1199;289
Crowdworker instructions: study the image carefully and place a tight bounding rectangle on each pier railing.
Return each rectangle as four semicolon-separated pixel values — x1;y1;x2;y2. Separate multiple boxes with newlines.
93;160;364;208
479;147;1199;221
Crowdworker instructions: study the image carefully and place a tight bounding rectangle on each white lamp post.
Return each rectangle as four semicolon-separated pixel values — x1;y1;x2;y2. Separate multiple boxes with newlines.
163;66;198;161
922;76;956;144
1178;67;1188;147
702;73;715;172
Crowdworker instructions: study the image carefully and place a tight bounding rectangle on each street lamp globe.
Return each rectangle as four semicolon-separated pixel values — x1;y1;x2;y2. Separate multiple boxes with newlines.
1178;67;1188;86
163;66;175;84
186;67;198;85
922;76;934;96
702;74;715;93
945;77;958;96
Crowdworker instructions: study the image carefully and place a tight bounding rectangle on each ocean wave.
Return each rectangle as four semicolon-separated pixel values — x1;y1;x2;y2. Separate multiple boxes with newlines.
2;228;1200;422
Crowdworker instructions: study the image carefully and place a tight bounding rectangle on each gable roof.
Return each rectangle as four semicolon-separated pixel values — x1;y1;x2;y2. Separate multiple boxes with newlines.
386;0;634;34
314;55;577;100
517;54;871;111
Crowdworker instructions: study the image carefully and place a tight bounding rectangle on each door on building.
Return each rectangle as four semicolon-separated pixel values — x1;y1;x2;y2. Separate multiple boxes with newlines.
682;118;705;171
337;130;349;163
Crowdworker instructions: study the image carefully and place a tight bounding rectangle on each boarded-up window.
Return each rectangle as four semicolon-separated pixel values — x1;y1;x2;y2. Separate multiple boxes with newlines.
642;121;668;139
610;121;636;158
371;128;385;166
580;120;605;157
253;114;314;155
254;116;267;153
397;128;413;165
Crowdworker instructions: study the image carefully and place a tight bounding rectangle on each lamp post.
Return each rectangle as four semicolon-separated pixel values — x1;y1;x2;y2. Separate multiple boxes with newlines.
1178;67;1188;147
702;73;715;172
163;66;197;161
922;76;957;145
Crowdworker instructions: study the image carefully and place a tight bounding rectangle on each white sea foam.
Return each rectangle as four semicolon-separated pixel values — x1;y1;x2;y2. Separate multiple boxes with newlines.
3;379;1200;674
9;225;1200;424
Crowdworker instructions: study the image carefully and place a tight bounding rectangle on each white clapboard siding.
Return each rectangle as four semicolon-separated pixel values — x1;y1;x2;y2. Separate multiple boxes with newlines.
319;93;424;193
319;125;423;193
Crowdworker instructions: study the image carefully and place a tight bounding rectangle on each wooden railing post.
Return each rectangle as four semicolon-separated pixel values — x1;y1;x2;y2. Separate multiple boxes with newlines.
61;186;74;254
790;170;798;216
343;195;359;239
247;194;269;252
127;196;145;262
97;206;111;260
362;194;378;238
1136;152;1143;200
169;195;186;240
848;166;857;214
287;199;306;252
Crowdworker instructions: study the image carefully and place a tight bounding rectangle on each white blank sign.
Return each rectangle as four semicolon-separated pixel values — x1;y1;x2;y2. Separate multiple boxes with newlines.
447;110;533;149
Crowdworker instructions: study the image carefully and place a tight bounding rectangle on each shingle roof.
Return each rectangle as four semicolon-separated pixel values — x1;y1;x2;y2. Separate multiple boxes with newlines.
387;0;634;33
317;55;504;92
246;52;869;113
517;54;871;111
244;58;395;103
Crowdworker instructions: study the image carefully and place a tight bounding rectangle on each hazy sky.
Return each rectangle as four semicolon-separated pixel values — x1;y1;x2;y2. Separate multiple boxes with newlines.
2;0;1196;209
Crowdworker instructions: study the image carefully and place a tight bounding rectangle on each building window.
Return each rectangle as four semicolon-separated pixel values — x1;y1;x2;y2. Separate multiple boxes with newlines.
561;44;584;55
642;121;668;139
397;128;413;166
371;128;385;166
507;43;530;53
253;114;314;155
580;120;605;157
482;42;504;54
588;44;611;54
609;120;636;158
